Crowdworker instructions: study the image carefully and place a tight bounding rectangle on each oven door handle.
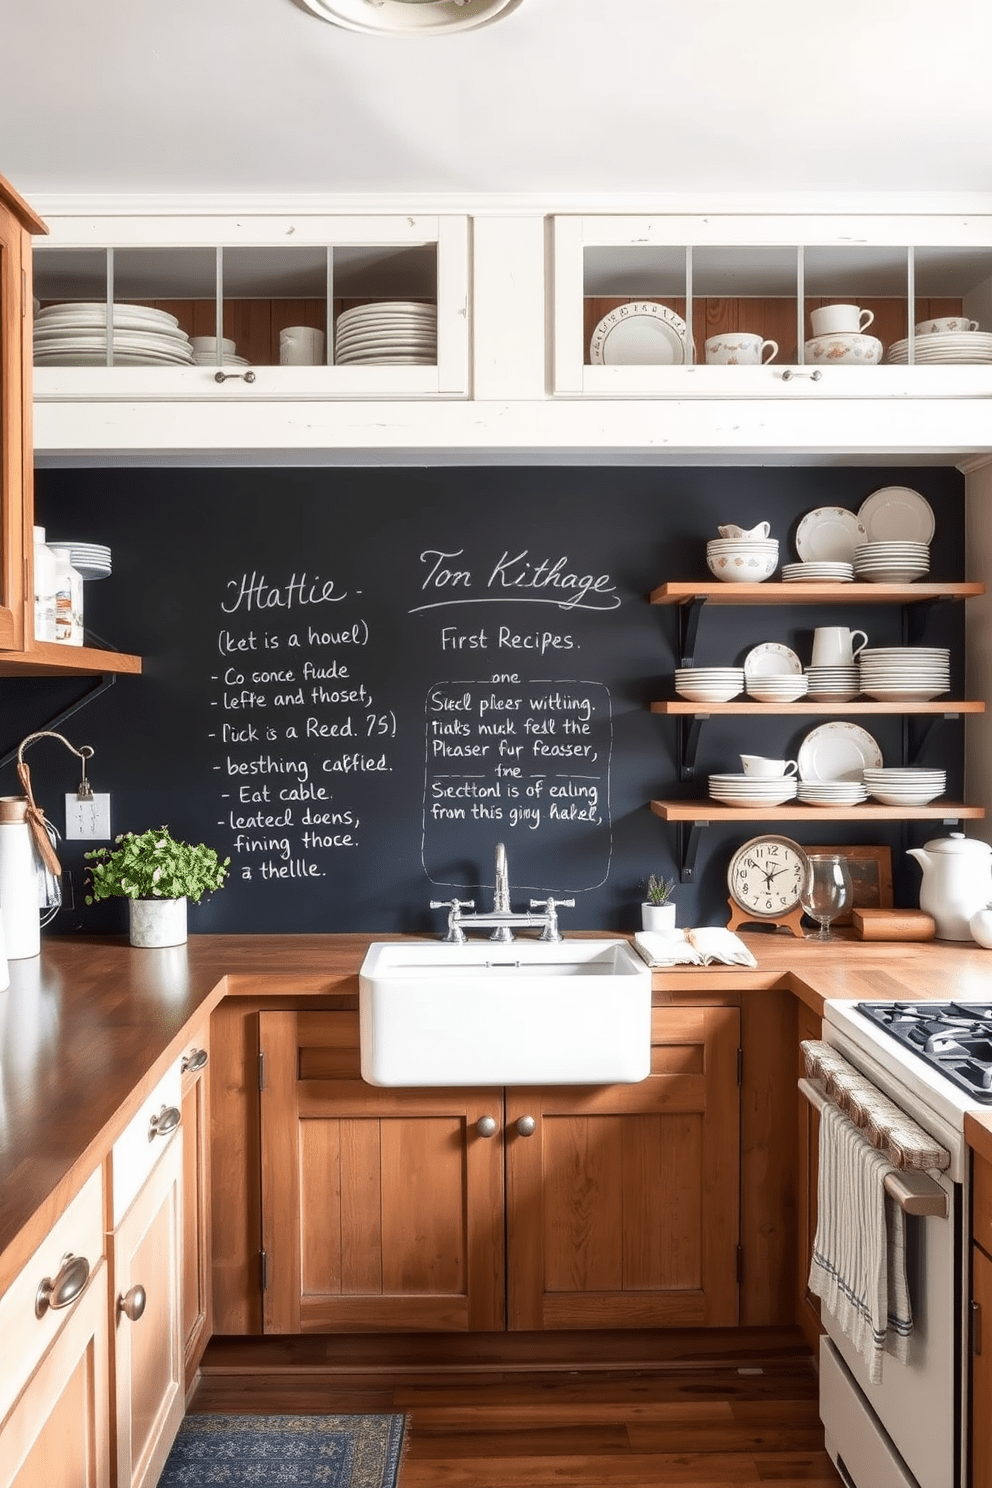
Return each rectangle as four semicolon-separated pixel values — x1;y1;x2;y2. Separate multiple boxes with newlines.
798;1077;949;1219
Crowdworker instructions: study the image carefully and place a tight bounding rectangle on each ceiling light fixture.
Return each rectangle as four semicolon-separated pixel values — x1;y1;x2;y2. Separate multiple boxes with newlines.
296;0;523;36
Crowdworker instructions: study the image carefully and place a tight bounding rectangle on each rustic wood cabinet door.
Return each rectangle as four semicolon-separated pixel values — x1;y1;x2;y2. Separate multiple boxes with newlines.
258;1010;505;1333
180;1027;212;1391
0;1261;110;1488
796;1002;823;1352
506;1006;740;1330
974;1241;992;1488
111;1135;184;1488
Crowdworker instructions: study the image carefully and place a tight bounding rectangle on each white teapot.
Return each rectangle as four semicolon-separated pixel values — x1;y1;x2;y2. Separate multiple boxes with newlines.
907;833;992;941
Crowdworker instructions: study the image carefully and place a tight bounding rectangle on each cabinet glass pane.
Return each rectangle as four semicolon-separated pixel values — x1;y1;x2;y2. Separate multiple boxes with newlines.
803;245;910;351
582;246;686;365
221;246;328;367
914;246;992;344
692;247;799;364
34;247;110;303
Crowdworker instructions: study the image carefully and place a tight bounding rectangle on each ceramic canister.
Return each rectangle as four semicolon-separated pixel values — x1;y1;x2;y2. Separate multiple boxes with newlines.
0;796;41;958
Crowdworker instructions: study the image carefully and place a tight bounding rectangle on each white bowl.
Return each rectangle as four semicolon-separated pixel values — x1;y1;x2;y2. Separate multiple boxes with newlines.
706;542;779;583
804;334;883;366
191;336;237;354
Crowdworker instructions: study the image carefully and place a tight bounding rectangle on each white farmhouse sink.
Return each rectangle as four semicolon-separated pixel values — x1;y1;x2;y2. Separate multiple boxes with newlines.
359;939;652;1087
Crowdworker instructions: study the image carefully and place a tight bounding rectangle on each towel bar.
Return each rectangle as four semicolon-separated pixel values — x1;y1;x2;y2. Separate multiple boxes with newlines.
798;1077;949;1219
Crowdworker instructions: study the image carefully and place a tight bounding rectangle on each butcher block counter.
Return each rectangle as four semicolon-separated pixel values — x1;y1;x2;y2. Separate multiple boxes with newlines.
3;928;992;1294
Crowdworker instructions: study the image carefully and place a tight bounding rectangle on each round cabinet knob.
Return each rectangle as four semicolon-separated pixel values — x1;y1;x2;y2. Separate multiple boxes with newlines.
148;1105;181;1141
515;1115;537;1137
181;1047;208;1074
476;1116;498;1138
35;1253;91;1318
117;1284;147;1323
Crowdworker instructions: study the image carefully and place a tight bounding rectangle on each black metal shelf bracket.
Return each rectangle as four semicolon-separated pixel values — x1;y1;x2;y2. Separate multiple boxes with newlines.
677;820;708;882
0;674;116;771
678;713;709;781
677;598;706;667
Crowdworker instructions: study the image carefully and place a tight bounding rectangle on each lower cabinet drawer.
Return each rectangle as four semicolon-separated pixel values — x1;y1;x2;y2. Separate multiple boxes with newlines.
111;1063;182;1226
0;1165;104;1426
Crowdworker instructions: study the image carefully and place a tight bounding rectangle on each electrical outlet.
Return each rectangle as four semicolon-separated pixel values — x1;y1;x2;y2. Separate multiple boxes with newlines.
65;793;111;841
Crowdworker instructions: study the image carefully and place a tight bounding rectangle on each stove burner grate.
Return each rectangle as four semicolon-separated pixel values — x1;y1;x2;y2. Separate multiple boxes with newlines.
856;1000;992;1102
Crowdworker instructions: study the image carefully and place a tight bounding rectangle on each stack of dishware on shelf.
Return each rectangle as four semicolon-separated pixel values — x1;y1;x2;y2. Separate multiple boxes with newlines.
885;316;992;365
795;720;881;808
742;641;808;701
33;302;195;366
705;520;778;584
333;301;437;365
797;778;870;807
46;540;112;581
674;667;744;702
862;767;947;805
781;559;854;583
745;672;809;702
858;646;951;701
853;540;930;583
708;771;798;808
191;336;250;368
805;665;861;701
803;303;883;366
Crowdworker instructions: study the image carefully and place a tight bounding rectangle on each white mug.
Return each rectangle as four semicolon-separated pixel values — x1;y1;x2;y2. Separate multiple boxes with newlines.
740;755;798;779
810;304;875;338
705;333;778;366
811;626;868;668
915;316;979;336
279;326;325;366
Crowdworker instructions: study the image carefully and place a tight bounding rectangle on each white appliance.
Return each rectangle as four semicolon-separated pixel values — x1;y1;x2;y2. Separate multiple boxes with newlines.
810;996;992;1488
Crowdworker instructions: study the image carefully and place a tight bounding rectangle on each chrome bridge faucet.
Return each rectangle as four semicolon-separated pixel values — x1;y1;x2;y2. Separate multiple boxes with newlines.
430;842;574;944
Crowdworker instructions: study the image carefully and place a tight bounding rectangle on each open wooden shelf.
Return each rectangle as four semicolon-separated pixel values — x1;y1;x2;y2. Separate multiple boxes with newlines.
651;799;984;823
650;581;985;606
0;643;142;677
652;699;985;716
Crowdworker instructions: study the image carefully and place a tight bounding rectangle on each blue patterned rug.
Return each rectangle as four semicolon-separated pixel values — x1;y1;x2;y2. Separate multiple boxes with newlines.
157;1413;406;1487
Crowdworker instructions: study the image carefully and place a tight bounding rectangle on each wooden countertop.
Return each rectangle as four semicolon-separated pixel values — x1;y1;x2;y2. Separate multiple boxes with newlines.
4;928;992;1292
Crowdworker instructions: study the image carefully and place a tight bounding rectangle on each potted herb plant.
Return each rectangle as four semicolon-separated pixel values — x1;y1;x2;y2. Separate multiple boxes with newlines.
85;826;230;947
641;873;677;934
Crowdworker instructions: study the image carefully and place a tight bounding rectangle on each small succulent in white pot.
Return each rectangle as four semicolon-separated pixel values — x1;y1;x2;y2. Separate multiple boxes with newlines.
642;873;677;934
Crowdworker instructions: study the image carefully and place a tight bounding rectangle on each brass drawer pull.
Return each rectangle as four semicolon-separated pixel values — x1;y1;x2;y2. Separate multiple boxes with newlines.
35;1252;90;1318
148;1105;181;1141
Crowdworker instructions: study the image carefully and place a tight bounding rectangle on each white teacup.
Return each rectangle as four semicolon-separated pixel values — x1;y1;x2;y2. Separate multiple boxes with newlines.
915;316;979;336
279;326;325;366
810;304;875;337
811;626;868;668
740;755;799;779
705;333;778;366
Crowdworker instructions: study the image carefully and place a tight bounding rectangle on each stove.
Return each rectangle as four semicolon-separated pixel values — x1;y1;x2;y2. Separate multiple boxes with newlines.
856;1000;992;1103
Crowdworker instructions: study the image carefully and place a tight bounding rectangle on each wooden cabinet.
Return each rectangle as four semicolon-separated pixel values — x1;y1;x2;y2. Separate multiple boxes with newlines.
972;1151;992;1488
109;1067;185;1488
0;171;45;655
795;1002;822;1353
0;1166;110;1488
180;1028;212;1392
257;1003;740;1334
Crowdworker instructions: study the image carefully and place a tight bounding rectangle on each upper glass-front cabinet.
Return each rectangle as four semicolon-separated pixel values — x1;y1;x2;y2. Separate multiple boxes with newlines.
553;215;992;397
32;215;469;399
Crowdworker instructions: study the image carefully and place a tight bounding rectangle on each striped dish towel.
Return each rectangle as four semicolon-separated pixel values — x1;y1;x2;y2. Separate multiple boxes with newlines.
809;1101;912;1385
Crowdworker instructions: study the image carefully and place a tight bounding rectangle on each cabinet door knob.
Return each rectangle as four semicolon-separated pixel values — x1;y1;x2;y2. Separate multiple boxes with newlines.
515;1115;537;1137
117;1284;147;1323
182;1047;208;1074
476;1115;498;1137
148;1105;181;1141
35;1252;91;1318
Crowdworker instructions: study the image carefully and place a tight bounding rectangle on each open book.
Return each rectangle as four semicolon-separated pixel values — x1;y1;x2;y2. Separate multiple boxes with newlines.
634;927;758;968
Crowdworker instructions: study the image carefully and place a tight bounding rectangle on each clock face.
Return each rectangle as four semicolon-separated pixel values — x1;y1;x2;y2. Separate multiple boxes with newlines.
728;836;808;918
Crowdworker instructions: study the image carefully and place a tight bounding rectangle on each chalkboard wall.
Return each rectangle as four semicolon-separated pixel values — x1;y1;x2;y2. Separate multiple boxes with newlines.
12;464;964;937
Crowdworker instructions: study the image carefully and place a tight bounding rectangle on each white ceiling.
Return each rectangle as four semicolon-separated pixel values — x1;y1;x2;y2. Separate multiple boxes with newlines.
3;0;992;207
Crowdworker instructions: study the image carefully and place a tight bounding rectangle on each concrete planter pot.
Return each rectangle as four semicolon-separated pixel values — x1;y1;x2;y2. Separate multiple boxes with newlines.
641;902;676;935
129;896;188;948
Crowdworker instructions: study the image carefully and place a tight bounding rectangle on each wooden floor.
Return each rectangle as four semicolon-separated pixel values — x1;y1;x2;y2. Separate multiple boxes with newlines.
193;1333;842;1487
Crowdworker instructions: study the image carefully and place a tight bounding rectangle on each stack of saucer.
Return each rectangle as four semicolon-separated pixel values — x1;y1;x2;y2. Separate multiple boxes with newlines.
674;667;744;702
781;561;854;583
46;540;111;579
853;541;930;583
862;767;946;806
797;779;869;806
745;673;809;703
858;647;950;701
708;773;798;808
191;336;249;368
333;301;437;365
804;665;860;702
885;331;992;365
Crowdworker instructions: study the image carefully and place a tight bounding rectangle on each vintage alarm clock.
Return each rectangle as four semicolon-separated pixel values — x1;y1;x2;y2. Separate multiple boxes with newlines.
726;834;809;938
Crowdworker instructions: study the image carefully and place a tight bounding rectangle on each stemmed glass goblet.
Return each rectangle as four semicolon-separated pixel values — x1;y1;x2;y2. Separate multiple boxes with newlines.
801;853;853;942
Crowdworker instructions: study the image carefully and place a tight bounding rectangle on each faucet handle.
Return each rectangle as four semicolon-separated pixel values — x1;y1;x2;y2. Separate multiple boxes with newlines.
429;898;475;911
531;897;575;943
430;897;475;944
529;898;576;910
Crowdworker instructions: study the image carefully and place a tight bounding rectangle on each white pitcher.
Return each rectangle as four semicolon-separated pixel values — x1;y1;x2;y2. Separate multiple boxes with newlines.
907;833;992;940
811;626;868;669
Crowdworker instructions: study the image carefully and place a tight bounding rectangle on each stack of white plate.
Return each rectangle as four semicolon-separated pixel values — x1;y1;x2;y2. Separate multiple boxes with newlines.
885;332;992;365
33;302;194;367
853;541;930;583
797;780;870;806
858;647;951;701
333;301;436;365
862;767;947;806
674;667;744;702
46;540;111;580
705;538;778;584
781;561;854;583
708;773;798;808
805;666;861;701
746;674;809;702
